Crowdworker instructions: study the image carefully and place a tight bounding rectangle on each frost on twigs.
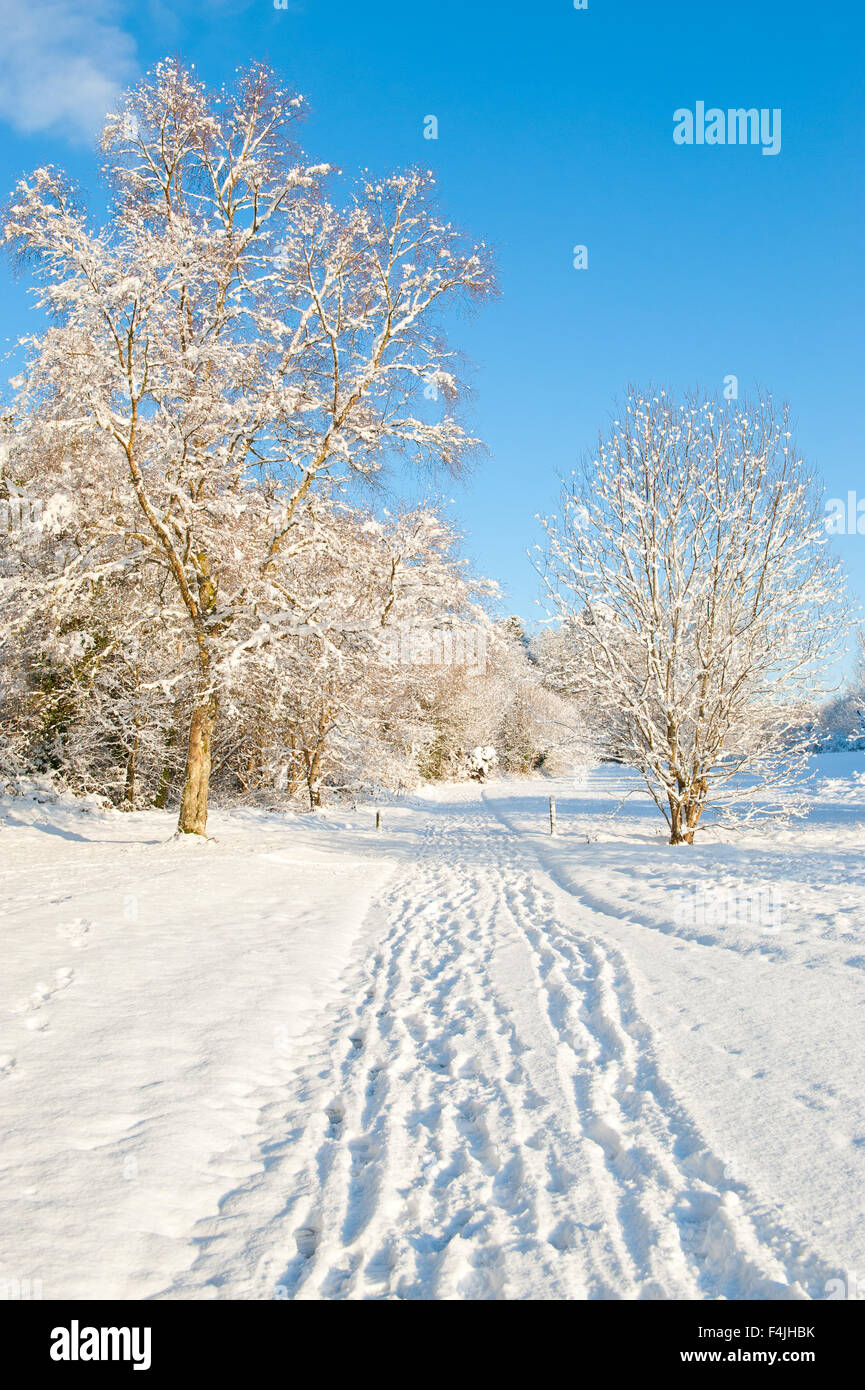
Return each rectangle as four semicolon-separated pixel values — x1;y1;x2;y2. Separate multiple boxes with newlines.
0;58;496;834
537;388;849;844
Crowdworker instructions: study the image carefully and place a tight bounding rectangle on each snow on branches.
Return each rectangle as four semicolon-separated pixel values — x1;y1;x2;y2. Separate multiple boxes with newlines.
538;389;849;842
1;59;496;831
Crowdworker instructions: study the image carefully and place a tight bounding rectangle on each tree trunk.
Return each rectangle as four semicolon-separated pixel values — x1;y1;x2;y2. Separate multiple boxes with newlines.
124;737;137;807
178;693;218;835
669;793;704;844
669;799;690;845
305;745;323;810
153;764;172;810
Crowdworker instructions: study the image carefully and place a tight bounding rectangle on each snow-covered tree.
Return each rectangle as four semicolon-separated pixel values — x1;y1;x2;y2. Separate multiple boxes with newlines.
815;629;865;752
539;389;848;842
214;503;495;808
0;474;506;810
403;616;594;783
3;59;494;833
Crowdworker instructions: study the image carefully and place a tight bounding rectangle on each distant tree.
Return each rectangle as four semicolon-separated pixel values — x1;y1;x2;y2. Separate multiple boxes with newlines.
815;629;865;753
539;389;848;842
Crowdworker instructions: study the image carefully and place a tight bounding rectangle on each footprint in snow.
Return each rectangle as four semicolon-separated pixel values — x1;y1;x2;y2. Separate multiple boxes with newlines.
294;1226;319;1259
325;1099;345;1132
18;967;75;1029
0;1055;15;1077
56;918;91;950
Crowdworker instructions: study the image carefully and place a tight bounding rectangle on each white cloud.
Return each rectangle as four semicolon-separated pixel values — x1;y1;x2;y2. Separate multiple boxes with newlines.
0;0;137;140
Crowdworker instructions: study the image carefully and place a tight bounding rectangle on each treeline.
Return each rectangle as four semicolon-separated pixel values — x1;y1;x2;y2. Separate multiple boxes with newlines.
0;484;588;810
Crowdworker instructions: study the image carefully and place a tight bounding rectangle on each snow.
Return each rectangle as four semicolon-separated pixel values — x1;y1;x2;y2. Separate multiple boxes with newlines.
1;756;864;1300
0;795;395;1299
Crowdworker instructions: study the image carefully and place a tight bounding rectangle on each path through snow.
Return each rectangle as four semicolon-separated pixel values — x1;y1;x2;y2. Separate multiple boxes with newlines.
2;766;863;1300
164;785;856;1300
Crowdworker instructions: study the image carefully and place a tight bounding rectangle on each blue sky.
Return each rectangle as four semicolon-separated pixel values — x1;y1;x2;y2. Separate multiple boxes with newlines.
1;0;863;652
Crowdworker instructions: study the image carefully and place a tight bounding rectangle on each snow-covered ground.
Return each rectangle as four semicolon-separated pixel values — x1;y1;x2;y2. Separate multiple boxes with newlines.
1;755;864;1300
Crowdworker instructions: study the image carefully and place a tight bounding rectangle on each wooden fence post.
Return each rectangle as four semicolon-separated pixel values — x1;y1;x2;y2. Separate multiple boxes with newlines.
549;797;557;835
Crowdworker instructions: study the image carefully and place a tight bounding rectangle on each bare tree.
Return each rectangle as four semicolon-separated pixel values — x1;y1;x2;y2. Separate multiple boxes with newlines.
539;389;848;842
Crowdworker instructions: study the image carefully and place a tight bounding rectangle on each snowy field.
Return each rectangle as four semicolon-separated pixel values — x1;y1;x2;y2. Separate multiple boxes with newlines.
1;754;864;1301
